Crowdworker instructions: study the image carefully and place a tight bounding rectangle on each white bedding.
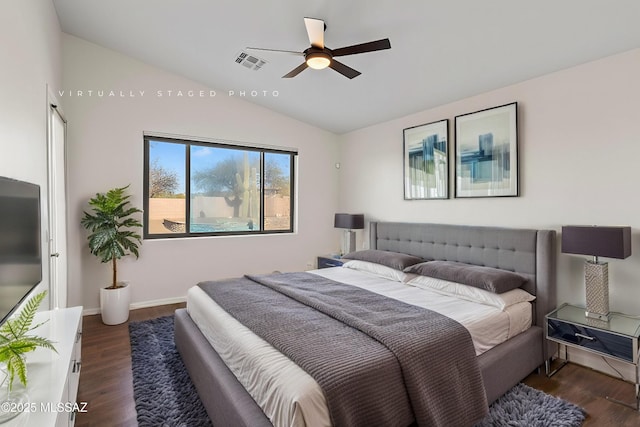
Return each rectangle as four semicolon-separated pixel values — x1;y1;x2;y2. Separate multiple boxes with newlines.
186;267;532;427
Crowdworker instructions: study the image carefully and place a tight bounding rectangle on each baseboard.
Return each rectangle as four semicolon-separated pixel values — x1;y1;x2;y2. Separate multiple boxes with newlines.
82;296;187;317
83;307;101;316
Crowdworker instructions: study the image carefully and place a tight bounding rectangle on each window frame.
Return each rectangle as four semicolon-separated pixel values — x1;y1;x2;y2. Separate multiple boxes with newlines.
143;134;296;239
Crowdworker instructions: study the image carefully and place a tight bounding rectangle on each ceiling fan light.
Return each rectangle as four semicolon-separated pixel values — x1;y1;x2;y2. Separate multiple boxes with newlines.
306;52;331;70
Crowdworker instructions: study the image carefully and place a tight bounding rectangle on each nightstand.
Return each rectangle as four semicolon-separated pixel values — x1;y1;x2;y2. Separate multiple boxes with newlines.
317;255;346;269
546;303;640;409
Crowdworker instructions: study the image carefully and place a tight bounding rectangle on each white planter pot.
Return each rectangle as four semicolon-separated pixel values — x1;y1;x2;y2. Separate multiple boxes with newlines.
100;282;131;325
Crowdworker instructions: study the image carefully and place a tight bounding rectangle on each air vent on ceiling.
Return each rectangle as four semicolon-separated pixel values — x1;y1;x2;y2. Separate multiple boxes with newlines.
235;51;267;71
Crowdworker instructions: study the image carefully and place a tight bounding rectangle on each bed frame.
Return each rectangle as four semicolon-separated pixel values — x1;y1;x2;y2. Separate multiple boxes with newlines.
174;222;557;427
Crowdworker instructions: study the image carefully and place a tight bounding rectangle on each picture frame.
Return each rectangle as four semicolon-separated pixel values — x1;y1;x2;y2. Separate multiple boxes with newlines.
454;102;518;198
403;119;449;200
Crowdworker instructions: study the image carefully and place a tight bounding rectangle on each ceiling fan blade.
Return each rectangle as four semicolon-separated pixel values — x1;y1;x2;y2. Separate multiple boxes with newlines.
246;47;304;56
304;17;325;49
331;38;391;57
282;62;309;78
329;59;361;79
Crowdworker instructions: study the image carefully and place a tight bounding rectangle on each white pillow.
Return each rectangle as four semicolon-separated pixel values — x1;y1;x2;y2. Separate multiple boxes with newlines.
406;274;535;310
342;260;414;283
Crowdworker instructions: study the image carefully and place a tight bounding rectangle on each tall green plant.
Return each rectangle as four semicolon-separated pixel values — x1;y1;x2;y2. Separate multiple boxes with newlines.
81;185;143;289
0;291;57;391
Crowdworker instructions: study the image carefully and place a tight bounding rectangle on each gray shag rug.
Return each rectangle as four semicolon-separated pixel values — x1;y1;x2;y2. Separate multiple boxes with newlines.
130;315;585;427
474;383;585;426
129;315;212;427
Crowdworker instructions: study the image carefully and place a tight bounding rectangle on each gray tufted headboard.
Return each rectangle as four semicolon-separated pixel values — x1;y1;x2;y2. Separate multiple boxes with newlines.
370;222;557;328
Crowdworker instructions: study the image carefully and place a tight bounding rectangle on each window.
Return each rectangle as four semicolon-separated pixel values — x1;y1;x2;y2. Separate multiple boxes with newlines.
143;135;296;238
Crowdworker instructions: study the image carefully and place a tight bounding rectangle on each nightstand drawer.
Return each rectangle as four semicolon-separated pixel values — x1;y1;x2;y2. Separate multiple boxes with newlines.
547;318;634;362
317;256;345;269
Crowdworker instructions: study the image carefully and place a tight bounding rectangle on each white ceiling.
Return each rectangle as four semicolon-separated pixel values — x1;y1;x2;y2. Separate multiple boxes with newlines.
53;0;640;134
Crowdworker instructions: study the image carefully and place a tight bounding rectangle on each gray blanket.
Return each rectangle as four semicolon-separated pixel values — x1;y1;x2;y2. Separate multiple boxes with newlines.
198;272;488;427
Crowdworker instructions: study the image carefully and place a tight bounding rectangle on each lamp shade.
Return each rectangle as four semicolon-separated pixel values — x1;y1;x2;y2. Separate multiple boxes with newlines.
561;226;631;259
334;213;364;230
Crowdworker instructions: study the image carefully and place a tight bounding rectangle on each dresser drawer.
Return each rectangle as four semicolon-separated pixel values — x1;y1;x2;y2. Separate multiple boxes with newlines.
547;318;634;362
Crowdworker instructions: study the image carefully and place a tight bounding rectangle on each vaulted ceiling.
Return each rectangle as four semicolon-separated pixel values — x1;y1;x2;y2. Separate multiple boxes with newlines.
53;0;640;134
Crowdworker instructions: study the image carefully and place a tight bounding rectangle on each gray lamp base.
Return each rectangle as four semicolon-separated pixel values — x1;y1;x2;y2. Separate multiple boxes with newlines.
584;261;609;321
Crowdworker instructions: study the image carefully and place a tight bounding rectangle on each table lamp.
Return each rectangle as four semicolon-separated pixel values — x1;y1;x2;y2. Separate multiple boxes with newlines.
334;213;364;255
561;225;631;321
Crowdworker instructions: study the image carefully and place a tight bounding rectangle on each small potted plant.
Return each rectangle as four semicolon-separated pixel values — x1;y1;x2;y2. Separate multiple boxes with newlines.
81;185;142;325
0;291;56;422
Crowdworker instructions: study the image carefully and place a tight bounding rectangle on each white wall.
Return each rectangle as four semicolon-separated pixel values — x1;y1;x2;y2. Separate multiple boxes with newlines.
0;2;62;304
61;34;341;311
338;48;640;379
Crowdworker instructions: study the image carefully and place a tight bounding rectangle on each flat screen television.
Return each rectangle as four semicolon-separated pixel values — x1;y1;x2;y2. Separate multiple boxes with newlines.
0;176;42;326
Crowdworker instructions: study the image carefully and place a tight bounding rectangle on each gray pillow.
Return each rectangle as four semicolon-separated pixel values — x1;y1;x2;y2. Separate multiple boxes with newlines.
404;261;527;293
342;250;423;271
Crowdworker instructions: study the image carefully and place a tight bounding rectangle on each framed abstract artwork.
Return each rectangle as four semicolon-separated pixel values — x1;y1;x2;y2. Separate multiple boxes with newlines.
454;102;518;198
403;119;449;200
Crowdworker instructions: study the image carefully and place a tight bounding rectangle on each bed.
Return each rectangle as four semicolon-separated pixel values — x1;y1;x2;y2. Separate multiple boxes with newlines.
174;222;557;427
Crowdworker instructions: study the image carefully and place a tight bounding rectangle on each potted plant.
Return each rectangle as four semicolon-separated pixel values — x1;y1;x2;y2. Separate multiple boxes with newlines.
0;291;56;422
81;185;142;325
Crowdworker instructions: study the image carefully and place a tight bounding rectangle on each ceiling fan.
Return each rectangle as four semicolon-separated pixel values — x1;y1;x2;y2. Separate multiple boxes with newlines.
247;17;391;79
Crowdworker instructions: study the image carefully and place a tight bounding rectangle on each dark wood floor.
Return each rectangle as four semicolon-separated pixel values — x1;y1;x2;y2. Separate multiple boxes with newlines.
76;304;640;426
76;303;186;427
